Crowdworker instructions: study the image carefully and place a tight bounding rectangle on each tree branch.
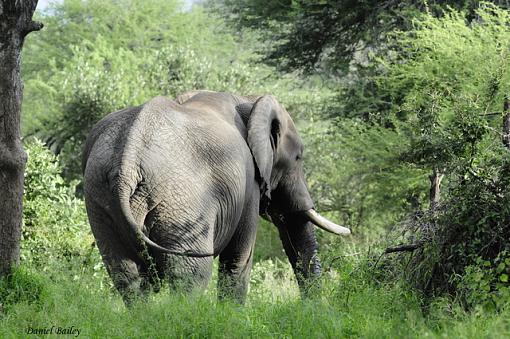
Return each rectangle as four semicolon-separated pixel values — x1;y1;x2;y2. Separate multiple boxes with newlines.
23;20;43;36
384;243;422;254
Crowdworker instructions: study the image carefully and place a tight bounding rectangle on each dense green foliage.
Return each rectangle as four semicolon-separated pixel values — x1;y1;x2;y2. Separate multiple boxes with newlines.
1;0;510;337
380;3;510;302
21;140;99;271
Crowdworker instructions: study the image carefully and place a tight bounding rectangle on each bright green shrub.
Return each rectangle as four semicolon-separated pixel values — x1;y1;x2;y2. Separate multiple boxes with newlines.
22;139;99;271
456;253;510;311
380;3;510;172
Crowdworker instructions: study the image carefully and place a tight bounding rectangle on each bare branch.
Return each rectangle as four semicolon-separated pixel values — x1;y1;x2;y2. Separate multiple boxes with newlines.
23;20;43;36
385;243;422;254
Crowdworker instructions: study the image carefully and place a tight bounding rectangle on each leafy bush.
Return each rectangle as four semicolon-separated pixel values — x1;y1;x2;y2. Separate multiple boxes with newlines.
379;2;510;165
22;139;100;272
399;156;510;307
366;3;510;309
456;253;510;311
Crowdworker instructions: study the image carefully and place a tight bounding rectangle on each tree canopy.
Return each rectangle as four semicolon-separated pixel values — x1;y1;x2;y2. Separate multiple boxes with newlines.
211;0;510;73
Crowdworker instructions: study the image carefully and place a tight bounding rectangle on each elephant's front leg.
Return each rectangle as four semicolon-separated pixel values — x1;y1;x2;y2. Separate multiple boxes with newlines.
218;191;259;303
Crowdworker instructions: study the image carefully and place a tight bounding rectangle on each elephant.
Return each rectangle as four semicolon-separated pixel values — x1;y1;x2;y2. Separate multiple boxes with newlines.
82;90;350;305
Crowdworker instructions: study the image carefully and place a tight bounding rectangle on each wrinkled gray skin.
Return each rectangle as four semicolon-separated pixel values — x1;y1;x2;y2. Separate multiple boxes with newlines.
83;91;331;305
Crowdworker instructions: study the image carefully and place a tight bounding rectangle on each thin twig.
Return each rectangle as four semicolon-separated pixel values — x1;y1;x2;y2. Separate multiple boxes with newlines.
480;111;502;116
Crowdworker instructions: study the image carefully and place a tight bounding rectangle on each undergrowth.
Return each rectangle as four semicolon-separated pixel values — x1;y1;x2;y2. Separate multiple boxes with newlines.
2;251;510;338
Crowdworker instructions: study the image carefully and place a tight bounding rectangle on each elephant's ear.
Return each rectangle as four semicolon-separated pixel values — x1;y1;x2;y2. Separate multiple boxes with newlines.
247;95;286;199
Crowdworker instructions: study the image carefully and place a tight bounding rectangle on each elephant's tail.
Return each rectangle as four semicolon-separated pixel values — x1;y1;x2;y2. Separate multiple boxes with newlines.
117;188;214;258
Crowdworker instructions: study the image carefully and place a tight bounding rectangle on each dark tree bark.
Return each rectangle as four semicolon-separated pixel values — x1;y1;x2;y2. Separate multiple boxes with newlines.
0;0;42;277
502;96;510;150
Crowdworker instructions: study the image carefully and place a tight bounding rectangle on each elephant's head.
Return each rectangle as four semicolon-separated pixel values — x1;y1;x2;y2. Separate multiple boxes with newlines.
247;95;350;294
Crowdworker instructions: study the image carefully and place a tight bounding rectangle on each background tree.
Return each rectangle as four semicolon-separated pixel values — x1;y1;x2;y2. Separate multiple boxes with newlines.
0;0;42;277
210;0;509;73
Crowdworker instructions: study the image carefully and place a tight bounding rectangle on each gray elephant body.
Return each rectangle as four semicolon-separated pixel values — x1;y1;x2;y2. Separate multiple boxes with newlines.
83;91;349;304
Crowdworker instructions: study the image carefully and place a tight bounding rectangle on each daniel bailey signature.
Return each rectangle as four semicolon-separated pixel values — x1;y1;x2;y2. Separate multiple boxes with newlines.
26;326;81;337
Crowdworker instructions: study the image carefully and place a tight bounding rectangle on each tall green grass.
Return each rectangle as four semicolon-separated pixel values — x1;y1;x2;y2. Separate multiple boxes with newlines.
2;253;509;338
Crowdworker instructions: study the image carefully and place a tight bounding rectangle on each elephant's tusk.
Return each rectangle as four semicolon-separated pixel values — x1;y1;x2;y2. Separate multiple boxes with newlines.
304;209;351;235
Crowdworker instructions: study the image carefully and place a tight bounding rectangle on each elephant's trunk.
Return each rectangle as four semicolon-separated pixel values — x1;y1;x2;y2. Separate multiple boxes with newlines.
273;213;322;296
304;209;351;235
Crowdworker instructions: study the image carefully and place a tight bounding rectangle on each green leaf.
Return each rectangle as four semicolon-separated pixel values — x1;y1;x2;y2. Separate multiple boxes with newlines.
497;262;506;273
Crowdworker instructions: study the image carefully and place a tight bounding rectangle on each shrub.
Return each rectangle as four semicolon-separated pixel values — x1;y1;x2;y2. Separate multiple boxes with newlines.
374;3;510;309
22;139;100;272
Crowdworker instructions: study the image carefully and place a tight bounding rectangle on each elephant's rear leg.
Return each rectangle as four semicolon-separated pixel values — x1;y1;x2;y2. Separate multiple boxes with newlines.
153;251;214;294
147;207;215;294
86;201;150;305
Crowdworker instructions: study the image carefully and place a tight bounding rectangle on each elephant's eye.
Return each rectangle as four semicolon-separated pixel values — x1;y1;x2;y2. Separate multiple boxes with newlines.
296;154;302;161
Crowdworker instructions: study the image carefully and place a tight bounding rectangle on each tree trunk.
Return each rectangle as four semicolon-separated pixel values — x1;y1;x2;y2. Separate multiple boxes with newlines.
0;0;42;277
502;96;510;150
429;168;444;210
